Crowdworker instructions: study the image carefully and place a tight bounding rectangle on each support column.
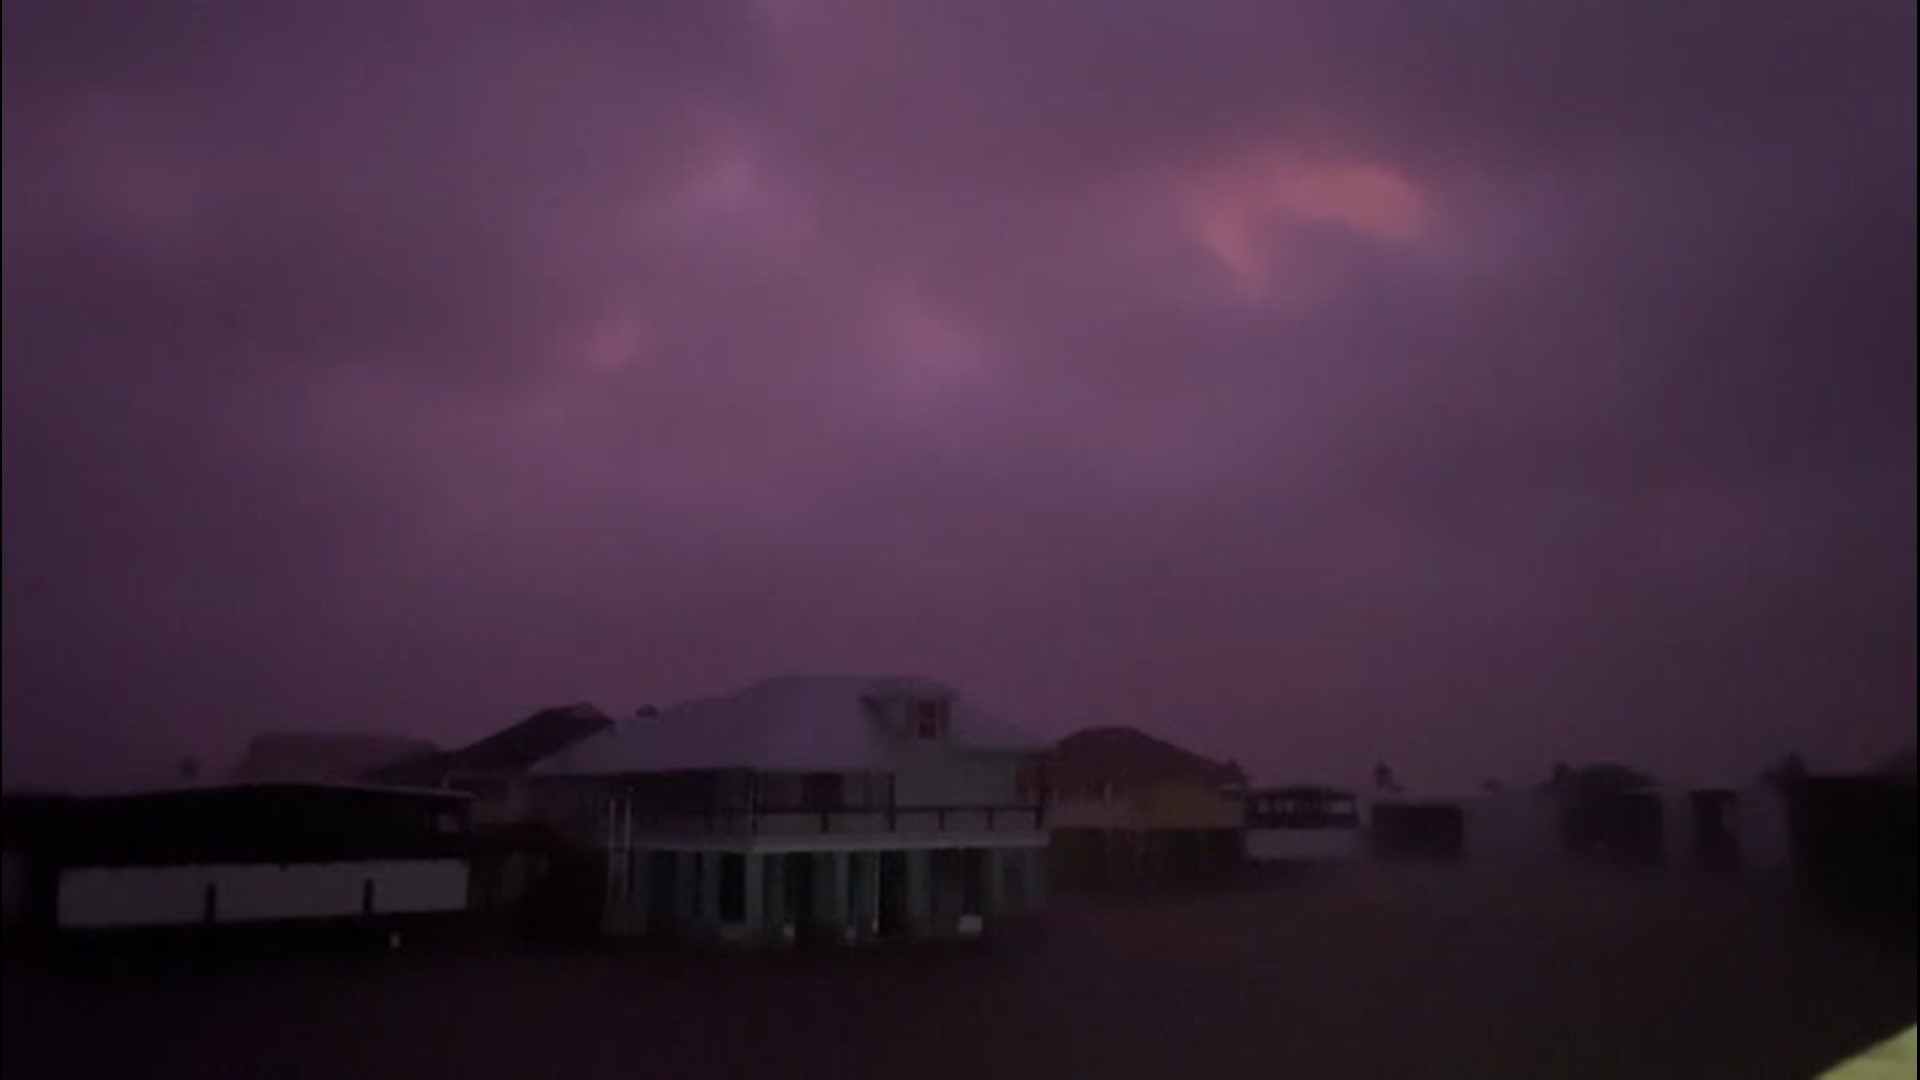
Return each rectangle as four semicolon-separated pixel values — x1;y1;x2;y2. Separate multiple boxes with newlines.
851;852;880;941
906;849;932;937
985;849;1006;918
743;853;764;937
822;852;851;942
699;853;721;936
621;848;650;936
673;852;698;936
763;852;789;945
807;853;827;937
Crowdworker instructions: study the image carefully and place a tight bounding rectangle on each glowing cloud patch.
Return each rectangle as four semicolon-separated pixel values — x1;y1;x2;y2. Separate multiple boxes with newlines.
1182;153;1428;296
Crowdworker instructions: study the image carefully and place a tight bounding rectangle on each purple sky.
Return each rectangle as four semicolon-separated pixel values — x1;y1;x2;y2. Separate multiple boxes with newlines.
4;0;1914;791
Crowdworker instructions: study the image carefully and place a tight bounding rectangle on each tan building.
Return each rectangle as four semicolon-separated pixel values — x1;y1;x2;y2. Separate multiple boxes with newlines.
1044;727;1245;889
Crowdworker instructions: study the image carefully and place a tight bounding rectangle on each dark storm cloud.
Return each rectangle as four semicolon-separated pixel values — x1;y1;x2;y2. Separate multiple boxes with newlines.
3;0;1912;789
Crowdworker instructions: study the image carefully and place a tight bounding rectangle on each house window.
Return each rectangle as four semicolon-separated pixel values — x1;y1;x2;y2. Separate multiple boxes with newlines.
913;699;949;740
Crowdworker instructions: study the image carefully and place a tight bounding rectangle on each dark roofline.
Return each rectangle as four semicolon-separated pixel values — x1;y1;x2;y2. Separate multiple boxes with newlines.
366;704;613;785
1047;725;1248;788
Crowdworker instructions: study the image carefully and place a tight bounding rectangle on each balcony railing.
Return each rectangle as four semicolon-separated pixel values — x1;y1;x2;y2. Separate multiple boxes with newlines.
1246;810;1363;830
605;804;1046;841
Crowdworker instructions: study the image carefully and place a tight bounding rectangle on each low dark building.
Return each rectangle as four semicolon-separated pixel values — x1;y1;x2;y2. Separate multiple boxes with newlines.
2;782;472;943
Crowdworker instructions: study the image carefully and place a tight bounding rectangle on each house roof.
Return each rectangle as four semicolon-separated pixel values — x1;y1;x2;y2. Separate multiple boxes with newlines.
531;676;1044;776
1045;726;1246;793
369;704;612;784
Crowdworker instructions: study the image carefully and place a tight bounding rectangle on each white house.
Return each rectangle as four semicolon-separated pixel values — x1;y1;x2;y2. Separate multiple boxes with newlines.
532;676;1050;948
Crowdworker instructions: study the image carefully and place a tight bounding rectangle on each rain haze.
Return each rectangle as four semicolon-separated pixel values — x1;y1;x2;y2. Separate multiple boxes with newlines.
3;0;1915;792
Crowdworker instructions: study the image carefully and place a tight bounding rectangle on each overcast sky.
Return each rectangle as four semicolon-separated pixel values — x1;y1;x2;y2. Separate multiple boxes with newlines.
4;0;1914;791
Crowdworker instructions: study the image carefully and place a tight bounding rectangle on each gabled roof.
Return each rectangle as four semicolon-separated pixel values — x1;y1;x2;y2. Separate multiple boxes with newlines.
1045;727;1246;792
369;704;612;785
532;676;1044;776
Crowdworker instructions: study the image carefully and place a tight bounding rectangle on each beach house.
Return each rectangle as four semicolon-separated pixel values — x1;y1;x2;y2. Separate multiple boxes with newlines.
532;676;1050;948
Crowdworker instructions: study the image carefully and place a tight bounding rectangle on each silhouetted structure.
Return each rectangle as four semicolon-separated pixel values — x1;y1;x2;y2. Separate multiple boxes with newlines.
368;704;614;934
369;704;612;806
1548;763;1666;865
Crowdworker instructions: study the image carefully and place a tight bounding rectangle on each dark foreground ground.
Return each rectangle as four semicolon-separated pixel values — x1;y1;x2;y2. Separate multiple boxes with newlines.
5;863;1914;1079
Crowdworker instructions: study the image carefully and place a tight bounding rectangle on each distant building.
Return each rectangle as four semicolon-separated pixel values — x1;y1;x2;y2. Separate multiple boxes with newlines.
2;782;471;940
1643;782;1789;870
1044;727;1246;889
1243;785;1363;864
1542;764;1794;871
1386;767;1794;870
531;676;1050;948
